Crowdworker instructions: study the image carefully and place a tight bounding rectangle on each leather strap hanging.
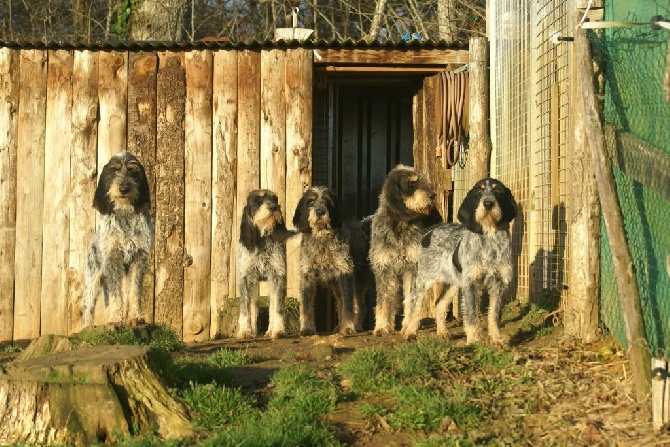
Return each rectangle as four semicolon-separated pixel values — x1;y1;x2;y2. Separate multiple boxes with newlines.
435;69;469;167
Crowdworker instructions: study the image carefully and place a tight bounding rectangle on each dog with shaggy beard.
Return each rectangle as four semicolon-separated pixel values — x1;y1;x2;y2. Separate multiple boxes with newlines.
369;165;442;336
236;189;295;339
293;186;370;336
401;178;517;345
82;151;153;327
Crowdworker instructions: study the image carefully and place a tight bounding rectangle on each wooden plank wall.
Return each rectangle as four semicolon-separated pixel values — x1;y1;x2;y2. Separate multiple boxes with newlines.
0;47;313;344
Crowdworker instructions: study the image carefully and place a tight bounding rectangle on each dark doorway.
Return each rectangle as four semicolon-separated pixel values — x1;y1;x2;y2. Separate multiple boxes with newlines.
312;77;420;331
313;78;419;219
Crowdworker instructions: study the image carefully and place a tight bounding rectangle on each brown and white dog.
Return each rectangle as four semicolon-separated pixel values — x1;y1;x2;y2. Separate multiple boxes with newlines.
293;186;370;335
369;165;442;336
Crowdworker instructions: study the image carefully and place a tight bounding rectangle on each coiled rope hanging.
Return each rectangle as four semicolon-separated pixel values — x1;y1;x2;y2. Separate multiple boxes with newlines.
435;70;469;167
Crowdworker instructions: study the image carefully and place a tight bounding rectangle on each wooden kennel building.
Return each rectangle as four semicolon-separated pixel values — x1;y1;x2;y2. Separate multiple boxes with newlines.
0;39;470;343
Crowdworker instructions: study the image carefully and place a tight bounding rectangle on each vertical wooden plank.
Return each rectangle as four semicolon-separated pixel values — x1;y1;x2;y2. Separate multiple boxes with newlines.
41;50;73;336
285;48;313;300
95;51;128;325
68;50;98;334
260;49;287;299
98;51;128;166
128;52;158;323
210;50;238;338
183;50;213;342
155;52;186;337
260;49;287;203
235;49;261;301
13;50;47;343
0;48;19;343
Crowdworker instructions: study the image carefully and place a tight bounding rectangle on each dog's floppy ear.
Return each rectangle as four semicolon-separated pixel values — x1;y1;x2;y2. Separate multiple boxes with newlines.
498;183;518;223
92;163;114;215
239;204;260;250
134;159;151;209
381;168;411;221
457;186;483;233
421;206;443;228
324;188;342;229
292;192;312;233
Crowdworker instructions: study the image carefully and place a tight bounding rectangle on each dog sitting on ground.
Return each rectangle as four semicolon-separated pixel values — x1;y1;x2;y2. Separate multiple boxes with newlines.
236;189;295;340
369;165;442;336
82;151;153;326
401;178;518;345
293;186;370;335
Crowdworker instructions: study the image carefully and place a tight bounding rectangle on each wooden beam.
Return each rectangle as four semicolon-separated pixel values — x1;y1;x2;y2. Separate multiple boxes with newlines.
313;48;468;66
317;65;448;74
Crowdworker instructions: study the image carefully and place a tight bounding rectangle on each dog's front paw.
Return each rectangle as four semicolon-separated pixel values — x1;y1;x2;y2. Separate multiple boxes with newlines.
403;329;418;341
464;326;483;345
236;330;255;340
373;326;393;337
489;333;509;347
266;329;286;340
300;328;317;337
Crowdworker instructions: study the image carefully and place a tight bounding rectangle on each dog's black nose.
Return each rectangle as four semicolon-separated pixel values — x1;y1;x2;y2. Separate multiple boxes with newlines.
483;199;495;210
429;192;436;200
119;185;130;195
315;207;326;217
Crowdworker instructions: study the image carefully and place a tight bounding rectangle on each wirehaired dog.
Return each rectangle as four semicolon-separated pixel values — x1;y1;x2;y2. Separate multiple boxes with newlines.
369;165;442;336
293;186;370;336
236;189;294;340
82;151;153;326
401;178;518;345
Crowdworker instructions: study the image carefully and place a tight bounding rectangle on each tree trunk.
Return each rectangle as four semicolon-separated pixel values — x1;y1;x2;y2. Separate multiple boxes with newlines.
437;0;455;44
72;0;92;41
0;336;192;446
366;0;388;42
128;0;185;41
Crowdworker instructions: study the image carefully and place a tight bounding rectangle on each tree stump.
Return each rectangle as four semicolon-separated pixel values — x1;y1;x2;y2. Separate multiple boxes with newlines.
0;338;193;446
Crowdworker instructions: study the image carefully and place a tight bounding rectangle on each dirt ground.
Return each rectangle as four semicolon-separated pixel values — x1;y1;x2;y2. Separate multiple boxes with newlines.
2;309;669;446
183;311;670;447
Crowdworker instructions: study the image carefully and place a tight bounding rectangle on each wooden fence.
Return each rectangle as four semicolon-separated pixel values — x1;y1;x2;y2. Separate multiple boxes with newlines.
0;46;312;343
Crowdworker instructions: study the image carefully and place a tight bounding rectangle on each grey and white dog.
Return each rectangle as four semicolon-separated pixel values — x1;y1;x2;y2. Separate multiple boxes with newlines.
236;189;295;340
82;151;153;327
401;178;517;345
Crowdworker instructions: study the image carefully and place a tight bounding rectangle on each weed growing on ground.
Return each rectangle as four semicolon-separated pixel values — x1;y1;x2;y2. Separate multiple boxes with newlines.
207;347;254;367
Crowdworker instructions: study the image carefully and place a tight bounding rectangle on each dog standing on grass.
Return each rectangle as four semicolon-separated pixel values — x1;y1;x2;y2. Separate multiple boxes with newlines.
236;189;295;340
82;151;153;327
293;186;370;336
401;178;518;345
369;165;442;336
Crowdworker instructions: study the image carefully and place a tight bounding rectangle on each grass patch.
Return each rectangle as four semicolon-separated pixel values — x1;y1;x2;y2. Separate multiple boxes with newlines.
192;363;341;447
72;324;185;353
180;382;257;430
207;347;255;367
337;347;392;392
0;344;22;353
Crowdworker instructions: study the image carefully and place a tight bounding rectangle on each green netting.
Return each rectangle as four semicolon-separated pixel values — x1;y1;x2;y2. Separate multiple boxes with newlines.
600;168;670;357
601;1;670;150
599;0;670;356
